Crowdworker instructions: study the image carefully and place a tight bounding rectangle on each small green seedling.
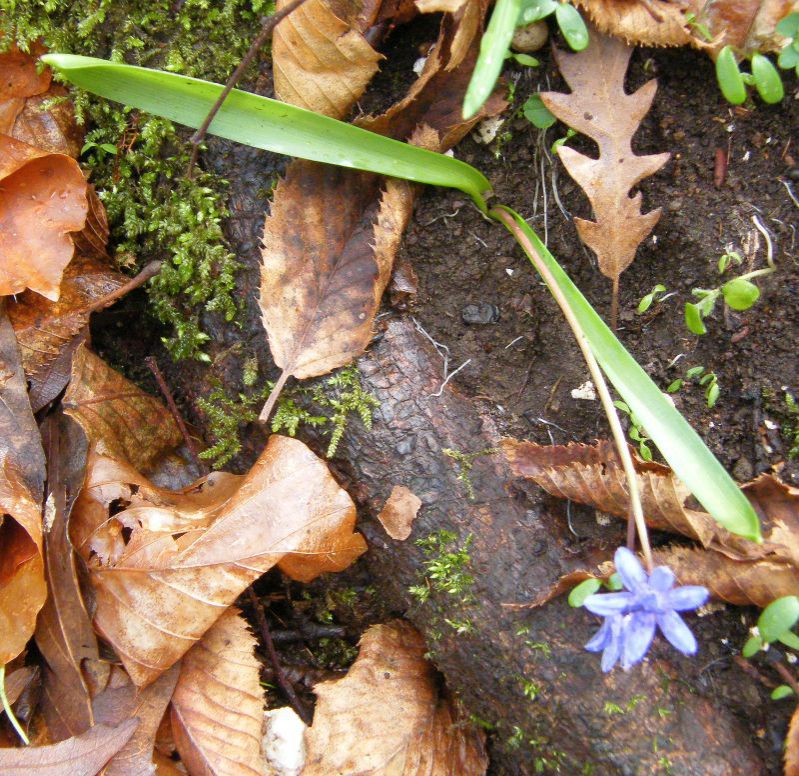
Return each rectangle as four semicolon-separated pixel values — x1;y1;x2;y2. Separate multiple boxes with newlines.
743;596;799;657
683;11;712;42
568;573;622;607
717;249;743;274
715;44;785;105
506;51;540;67
551;127;576;155
777;13;799;77
523;94;556;128
667;366;720;409
613;400;653;460
637;283;669;314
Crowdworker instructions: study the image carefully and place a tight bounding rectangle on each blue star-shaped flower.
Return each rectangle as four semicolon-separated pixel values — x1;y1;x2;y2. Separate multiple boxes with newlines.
583;547;709;671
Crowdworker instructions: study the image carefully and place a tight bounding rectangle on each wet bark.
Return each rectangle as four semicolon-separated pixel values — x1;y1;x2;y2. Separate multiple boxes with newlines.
333;315;765;776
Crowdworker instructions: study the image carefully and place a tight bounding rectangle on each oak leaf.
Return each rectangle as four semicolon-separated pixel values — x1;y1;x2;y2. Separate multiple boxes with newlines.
377;484;422;540
63;344;183;473
171;608;266;776
0;720;138;776
541;25;669;323
303;620;488;775
0;134;87;300
71;434;365;686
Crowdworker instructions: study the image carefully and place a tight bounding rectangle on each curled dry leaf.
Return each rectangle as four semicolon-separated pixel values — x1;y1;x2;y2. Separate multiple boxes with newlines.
0;720;138;776
71;434;365;686
171;608;266;776
62;344;182;473
303;620;487;775
92;664;180;776
541;25;669;322
8;257;126;412
0;134;87;300
377;484;422;540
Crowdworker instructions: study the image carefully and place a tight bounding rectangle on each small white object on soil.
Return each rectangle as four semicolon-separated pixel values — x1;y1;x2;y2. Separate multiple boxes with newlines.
571;380;596;400
263;707;307;776
511;20;548;53
472;116;505;145
413;56;427;77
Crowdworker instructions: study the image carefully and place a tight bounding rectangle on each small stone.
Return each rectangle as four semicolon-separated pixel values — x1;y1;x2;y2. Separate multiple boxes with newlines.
571;380;596;400
511;21;548;53
668;198;683;212
461;302;500;325
732;456;754;482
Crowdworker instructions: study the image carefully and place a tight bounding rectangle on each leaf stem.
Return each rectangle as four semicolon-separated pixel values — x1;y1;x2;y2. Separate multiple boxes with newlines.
491;206;653;570
259;369;290;424
0;665;29;745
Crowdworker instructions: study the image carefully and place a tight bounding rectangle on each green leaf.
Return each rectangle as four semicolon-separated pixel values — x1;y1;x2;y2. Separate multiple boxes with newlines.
518;0;557;24
776;12;799;38
551;128;576;155
667;379;683;393
742;635;763;658
613;400;630;414
639;441;653;461
716;46;747;105
779;631;799;650
555;3;589;51
568;578;601;607
706;381;720;408
493;207;763;542
463;0;523;119
751;53;784;104
605;573;623;591
510;53;541;67
722;277;760;310
779;44;799;70
685;366;705;379
759;596;799;643
771;685;795;700
685;303;707;335
42;54;492;211
523;94;557;128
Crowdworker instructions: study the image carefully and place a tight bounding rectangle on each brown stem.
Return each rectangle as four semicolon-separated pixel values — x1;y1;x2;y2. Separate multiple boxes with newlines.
775;661;799;696
610;276;619;332
186;0;308;178
84;261;162;314
144;356;208;475
246;587;312;724
259;369;289;424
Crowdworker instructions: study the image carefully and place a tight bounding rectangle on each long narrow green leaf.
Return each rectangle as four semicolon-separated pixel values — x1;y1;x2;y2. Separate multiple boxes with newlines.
463;0;522;120
494;206;762;543
42;54;492;210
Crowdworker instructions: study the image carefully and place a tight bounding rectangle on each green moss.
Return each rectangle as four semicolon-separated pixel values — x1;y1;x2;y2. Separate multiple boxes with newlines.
2;0;275;359
409;529;475;607
441;447;498;501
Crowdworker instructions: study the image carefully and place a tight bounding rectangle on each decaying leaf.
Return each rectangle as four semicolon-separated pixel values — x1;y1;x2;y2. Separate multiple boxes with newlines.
259;0;503;416
272;0;383;119
0;43;50;134
71;434;365;685
92;664;180;776
62;344;183;473
787;700;799;776
541;25;669;323
303;620;487;775
0;134;87;300
0;720;138;776
377;485;422;540
171;608;266;776
8;256;127;412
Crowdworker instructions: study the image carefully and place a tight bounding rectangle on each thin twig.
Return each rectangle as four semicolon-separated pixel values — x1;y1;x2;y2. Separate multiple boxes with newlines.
775;661;799;697
186;0;308;178
259;369;289;424
145;356;207;475
84;261;162;314
246;587;312;724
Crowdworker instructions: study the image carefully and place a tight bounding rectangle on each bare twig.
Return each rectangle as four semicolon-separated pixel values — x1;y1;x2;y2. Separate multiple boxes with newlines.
84;261;162;314
186;0;308;178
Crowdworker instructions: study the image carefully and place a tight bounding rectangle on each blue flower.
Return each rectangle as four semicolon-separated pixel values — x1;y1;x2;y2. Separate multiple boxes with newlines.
583;547;709;671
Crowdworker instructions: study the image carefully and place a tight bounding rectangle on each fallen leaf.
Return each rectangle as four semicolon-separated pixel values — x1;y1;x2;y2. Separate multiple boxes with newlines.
92;665;180;776
272;0;383;119
72;186;111;261
303;620;487;774
171;609;266;776
2;666;36;708
71;434;365;686
62;344;183;473
0;134;87;300
8;256;127;412
377;485;422;540
0;720;138;776
787;700;799;776
541;25;669;322
0;43;50;134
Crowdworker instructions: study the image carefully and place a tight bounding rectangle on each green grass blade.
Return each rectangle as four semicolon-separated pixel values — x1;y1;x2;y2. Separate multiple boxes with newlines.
463;0;522;120
42;54;492;210
494;206;762;542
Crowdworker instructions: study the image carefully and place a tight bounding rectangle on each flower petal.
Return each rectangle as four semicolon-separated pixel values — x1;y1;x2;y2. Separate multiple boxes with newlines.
622;612;656;669
585;618;612;652
600;617;624;672
614;547;647;593
649;566;675;592
664;585;709;612
584;592;635;616
657;610;698;654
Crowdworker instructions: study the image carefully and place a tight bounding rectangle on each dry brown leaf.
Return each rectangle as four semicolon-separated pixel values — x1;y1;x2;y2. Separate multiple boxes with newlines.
272;0;383;119
541;25;669;319
303;620;487;775
92;664;180;776
71;434;365;686
787;700;799;776
0;720;138;776
259;1;502;409
171;608;266;776
377;485;422;540
8;256;127;412
0;44;50;134
72;186;111;261
0;134;87;300
62;344;183;473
